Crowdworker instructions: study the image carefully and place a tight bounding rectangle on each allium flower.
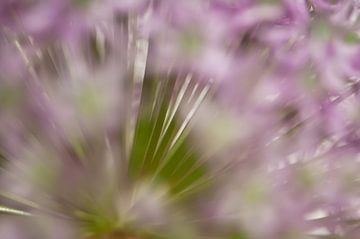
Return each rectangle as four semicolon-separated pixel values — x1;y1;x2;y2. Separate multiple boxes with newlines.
3;0;360;239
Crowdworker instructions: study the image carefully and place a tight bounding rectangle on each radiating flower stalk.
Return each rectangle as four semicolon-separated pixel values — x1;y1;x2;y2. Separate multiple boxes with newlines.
3;0;360;238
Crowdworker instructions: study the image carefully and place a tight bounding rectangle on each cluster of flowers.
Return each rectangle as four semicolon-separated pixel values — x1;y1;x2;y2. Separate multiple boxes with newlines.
1;0;360;238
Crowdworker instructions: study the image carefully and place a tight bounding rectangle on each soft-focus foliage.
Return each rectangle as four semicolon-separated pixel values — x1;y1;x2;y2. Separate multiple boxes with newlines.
2;0;360;238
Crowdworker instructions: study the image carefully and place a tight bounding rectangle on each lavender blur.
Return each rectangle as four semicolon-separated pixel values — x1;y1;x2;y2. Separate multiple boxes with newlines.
1;0;360;238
